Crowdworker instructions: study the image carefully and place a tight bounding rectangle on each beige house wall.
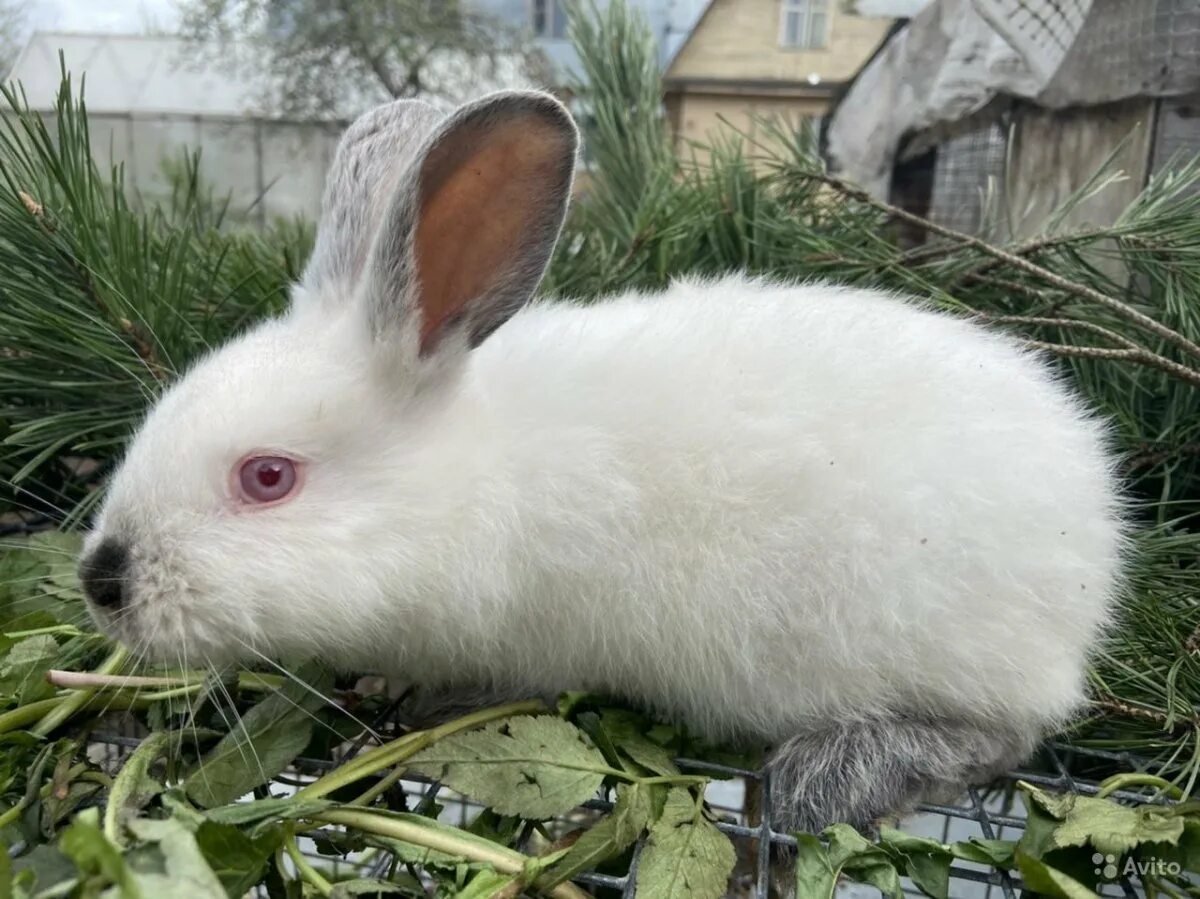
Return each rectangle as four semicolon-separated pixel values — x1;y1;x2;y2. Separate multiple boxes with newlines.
668;0;892;84
667;91;828;154
664;0;891;159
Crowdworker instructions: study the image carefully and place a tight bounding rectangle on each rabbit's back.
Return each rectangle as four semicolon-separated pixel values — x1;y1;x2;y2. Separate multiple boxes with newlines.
461;276;1122;743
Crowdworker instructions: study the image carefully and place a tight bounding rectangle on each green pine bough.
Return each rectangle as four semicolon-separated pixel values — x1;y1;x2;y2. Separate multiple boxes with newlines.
2;0;1200;894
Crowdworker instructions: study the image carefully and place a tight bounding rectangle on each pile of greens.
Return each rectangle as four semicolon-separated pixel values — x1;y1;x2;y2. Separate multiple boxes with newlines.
2;1;1200;895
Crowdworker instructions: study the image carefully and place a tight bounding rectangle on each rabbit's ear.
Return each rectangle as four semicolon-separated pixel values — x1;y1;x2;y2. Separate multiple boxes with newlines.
301;99;445;297
362;91;578;359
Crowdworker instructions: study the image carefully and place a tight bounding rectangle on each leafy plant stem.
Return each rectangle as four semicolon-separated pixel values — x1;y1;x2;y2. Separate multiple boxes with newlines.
32;645;128;737
104;731;170;844
45;669;283;691
296;699;546;800
1096;772;1185;800
284;824;333;896
0;756;85;829
310;808;591;899
349;765;406;807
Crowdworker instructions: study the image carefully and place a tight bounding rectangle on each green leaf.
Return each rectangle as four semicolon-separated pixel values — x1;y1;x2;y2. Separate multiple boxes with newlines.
124;817;227;898
1018;788;1065;862
542;782;653;887
793;833;838;899
202;796;335;828
0;636;58;705
193;820;282;897
877;828;945;855
823;824;880;867
877;828;952;898
0;838;10;899
844;861;903;899
1019;783;1186;855
37;534;84;601
58;807;142;898
1057;798;1185;855
9;844;77;896
42;780;103;830
1014;849;1099;899
184;666;334;807
820;826;902;899
330;878;425;898
596;709;680;776
105;731;169;844
454;869;516;899
635;787;735;899
949;838;1016;868
903;852;950;899
1135;819;1200;879
407;715;610;819
792;825;902;897
555;691;597;719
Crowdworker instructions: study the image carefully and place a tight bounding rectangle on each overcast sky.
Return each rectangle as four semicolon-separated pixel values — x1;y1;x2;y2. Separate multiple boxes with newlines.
27;0;182;35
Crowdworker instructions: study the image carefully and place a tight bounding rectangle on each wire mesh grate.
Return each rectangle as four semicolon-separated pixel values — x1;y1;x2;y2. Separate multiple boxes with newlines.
1041;0;1200;106
77;723;1174;898
925;121;1009;238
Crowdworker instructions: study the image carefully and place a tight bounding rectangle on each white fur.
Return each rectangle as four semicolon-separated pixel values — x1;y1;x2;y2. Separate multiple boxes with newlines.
86;94;1123;755
90;273;1122;745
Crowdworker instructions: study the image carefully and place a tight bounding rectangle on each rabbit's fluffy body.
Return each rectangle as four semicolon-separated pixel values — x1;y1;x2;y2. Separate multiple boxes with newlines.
84;91;1123;832
101;274;1119;744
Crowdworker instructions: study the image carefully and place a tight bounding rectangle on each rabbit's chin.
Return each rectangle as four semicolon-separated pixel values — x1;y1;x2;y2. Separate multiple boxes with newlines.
90;584;265;671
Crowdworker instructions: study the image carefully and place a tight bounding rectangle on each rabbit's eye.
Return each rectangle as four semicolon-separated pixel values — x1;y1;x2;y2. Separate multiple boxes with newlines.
237;456;299;505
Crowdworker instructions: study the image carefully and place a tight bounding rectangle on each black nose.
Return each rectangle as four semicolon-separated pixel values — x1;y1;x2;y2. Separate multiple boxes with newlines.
79;538;129;609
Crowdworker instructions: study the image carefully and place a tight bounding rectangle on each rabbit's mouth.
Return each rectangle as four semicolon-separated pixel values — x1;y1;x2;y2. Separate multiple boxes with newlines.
81;536;260;668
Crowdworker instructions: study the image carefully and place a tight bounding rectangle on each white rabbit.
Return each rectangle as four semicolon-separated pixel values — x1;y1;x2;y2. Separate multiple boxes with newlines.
80;91;1124;832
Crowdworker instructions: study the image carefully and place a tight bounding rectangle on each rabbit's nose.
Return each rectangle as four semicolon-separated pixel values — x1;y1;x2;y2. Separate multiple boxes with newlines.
80;538;130;610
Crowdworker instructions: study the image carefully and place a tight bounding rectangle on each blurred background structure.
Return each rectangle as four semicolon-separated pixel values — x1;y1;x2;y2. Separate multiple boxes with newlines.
4;0;895;221
6;1;1200;237
8;31;341;223
825;0;1200;239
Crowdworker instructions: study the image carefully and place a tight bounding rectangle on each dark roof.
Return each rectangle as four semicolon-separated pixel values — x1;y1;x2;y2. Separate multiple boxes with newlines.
663;75;842;97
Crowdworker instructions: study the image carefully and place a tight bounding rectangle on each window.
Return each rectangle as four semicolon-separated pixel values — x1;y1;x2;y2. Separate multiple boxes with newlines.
780;0;829;49
531;0;568;39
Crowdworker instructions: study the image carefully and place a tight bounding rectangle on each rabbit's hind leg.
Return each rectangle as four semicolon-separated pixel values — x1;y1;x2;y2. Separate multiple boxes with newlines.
765;712;1035;835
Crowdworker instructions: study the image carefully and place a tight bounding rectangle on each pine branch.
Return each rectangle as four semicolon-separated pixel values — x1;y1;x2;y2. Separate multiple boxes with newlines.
17;189;165;378
796;170;1200;365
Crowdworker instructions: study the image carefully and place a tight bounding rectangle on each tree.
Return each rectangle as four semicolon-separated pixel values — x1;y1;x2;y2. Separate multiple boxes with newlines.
178;0;553;118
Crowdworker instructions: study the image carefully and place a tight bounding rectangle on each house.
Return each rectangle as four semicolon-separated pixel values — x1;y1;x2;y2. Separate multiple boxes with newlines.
823;0;1200;238
662;0;893;155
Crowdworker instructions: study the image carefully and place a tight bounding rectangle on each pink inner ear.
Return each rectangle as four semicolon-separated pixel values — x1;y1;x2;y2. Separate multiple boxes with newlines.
412;114;569;355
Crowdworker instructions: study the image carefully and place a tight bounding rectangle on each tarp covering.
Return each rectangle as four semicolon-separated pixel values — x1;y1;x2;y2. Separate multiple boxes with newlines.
826;0;1200;197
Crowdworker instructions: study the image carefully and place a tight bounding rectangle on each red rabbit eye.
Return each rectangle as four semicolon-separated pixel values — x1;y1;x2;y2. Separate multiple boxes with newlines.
236;456;299;505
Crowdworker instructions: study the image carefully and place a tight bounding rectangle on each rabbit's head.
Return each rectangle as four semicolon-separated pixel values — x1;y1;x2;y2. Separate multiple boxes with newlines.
79;92;578;667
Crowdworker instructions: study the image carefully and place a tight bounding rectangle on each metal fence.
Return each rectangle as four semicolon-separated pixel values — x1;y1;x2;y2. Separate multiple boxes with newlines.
34;110;345;226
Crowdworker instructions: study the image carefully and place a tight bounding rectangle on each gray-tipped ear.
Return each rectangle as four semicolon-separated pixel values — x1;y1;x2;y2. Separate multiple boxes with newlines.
361;90;578;358
301;99;444;295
